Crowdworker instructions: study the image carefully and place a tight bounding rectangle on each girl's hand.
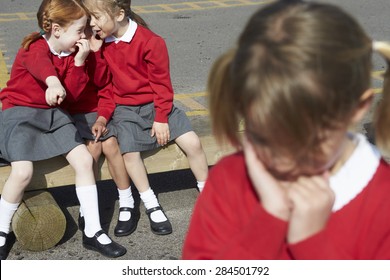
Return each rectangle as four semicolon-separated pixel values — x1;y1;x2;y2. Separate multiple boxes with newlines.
151;122;170;146
45;76;66;106
92;116;108;142
74;39;90;66
287;174;334;244
89;32;103;52
242;136;290;221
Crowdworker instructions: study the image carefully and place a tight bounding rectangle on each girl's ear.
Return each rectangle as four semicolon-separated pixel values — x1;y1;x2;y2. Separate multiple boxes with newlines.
351;88;375;124
52;23;62;37
116;9;126;22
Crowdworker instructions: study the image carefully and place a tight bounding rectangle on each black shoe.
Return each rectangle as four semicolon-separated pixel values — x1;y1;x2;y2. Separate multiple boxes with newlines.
145;206;172;235
0;232;8;260
78;214;85;231
114;207;140;237
82;230;126;258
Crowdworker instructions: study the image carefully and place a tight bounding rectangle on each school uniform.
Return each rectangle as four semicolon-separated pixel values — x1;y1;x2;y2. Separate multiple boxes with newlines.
0;37;88;162
63;51;117;141
182;133;390;259
102;19;192;153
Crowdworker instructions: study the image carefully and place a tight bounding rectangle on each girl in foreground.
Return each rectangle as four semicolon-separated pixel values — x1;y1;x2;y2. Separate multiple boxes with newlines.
182;0;390;259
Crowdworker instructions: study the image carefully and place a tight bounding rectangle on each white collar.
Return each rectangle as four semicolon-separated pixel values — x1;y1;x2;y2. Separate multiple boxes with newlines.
330;133;380;212
105;18;138;44
42;34;72;58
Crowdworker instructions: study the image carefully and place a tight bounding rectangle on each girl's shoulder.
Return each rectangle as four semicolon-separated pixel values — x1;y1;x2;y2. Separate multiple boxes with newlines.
135;25;163;41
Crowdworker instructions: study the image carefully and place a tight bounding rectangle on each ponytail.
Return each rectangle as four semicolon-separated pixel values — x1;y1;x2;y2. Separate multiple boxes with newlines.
130;10;148;29
21;32;42;50
373;41;390;155
208;49;241;147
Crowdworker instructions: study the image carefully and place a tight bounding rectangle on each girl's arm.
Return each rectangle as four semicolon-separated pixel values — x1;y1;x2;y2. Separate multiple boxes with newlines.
144;36;174;123
182;154;288;260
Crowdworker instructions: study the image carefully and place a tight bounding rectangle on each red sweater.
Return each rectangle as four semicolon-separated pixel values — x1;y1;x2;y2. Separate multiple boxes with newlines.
0;38;88;110
62;50;115;121
182;152;390;260
102;25;173;123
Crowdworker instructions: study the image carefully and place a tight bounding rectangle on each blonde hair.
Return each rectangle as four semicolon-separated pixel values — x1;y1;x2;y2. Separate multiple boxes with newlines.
83;0;148;28
209;1;380;160
21;0;87;50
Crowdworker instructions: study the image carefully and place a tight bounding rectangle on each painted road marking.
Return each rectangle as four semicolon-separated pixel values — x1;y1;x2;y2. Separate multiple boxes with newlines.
0;1;274;22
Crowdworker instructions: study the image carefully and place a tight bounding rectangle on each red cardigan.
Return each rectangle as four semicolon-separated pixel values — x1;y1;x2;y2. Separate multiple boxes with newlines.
182;152;390;260
102;25;174;123
0;38;88;110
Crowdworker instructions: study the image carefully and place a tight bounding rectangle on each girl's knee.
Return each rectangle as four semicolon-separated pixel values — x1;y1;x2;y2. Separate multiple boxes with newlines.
10;164;33;185
123;152;142;164
178;132;204;154
68;147;94;172
102;137;120;156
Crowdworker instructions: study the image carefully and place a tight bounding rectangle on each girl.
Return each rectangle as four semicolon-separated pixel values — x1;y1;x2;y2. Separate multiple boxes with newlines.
83;0;209;235
0;0;126;259
64;26;138;237
182;0;390;259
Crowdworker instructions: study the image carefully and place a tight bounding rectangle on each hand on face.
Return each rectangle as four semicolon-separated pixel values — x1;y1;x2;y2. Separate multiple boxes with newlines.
243;136;335;244
74;39;90;66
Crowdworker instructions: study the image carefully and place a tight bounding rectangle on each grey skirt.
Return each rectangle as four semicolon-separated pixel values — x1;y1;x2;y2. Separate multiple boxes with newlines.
113;103;192;153
72;112;117;141
0;106;84;162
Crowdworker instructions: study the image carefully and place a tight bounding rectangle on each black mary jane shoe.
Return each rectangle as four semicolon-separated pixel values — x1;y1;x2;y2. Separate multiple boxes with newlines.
114;207;140;237
0;231;8;260
145;206;172;235
82;230;126;258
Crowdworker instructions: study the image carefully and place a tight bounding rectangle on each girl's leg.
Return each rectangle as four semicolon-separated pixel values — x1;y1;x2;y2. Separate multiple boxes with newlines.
66;144;126;258
0;161;33;254
122;152;172;235
85;140;103;179
102;138;136;236
175;131;209;192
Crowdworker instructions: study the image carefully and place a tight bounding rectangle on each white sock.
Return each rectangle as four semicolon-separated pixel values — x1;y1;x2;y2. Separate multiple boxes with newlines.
140;187;167;223
0;198;19;246
118;187;134;221
76;185;110;244
197;181;206;192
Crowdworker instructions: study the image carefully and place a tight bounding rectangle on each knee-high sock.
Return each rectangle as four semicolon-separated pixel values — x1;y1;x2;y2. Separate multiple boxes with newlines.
0;198;19;246
76;185;110;244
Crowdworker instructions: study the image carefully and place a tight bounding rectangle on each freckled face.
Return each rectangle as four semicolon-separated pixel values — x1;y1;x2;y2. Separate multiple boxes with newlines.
58;16;88;53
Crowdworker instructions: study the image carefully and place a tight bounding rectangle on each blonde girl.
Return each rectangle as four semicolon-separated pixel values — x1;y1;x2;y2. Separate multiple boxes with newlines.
83;0;209;236
0;0;126;259
183;0;390;259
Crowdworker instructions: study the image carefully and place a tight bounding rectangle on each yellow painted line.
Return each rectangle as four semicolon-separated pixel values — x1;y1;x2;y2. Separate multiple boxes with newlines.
0;50;9;89
176;95;207;110
175;92;206;99
372;70;385;80
0;0;274;21
186;110;209;116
